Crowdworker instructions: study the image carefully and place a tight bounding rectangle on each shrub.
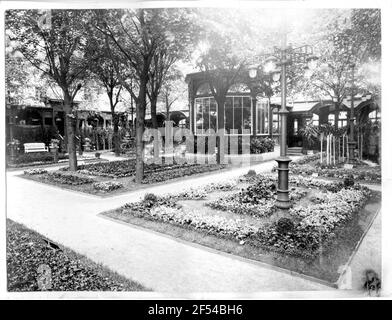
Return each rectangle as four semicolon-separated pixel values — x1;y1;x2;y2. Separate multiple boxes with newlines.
240;180;277;204
12;152;68;165
250;137;275;154
246;169;257;177
344;174;355;188
276;218;295;235
93;181;123;192
144;193;159;207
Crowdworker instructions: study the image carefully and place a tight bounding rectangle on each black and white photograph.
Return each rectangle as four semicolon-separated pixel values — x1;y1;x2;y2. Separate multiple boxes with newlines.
1;0;390;302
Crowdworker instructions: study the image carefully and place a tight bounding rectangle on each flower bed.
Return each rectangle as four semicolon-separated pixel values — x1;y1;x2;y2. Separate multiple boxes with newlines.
120;193;258;241
67;159;227;182
104;174;377;283
206;177;307;217
149;206;259;240
206;196;276;218
8;152;68;167
292;162;380;182
141;164;227;184
167;181;237;200
115;178;370;258
6;219;147;291
43;171;96;185
292;153;322;165
93;181;123;192
23;168;48;175
242;173;348;193
171;188;208;200
253;186;371;258
271;154;381;183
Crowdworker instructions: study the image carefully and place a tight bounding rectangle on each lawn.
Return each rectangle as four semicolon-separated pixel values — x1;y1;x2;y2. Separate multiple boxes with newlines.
21;159;229;196
6;219;149;291
101;173;380;285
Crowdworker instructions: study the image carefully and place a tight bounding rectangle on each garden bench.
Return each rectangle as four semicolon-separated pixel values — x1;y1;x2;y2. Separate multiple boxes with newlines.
24;142;48;153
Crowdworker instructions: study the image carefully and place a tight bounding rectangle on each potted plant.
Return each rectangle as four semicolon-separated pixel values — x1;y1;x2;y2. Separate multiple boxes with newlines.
299;124;319;155
7;138;20;163
49;139;60;162
83;137;92;152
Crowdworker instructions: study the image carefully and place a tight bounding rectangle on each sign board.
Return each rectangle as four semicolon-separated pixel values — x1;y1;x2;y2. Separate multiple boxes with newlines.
344;164;354;169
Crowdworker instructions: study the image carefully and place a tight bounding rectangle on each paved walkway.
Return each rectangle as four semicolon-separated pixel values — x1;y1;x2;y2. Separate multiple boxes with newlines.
5;157;380;295
347;210;382;291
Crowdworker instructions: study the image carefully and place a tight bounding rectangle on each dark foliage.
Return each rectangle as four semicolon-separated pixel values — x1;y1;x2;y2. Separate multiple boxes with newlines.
44;171;95;185
10;152;68;165
276;218;295;235
6;220;147;291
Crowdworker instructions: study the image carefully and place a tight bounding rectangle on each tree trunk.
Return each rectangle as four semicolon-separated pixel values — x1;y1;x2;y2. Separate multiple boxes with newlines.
135;74;148;183
75;114;83;156
150;94;158;129
334;102;340;130
165;93;170;121
64;93;78;171
135;100;145;183
111;105;121;156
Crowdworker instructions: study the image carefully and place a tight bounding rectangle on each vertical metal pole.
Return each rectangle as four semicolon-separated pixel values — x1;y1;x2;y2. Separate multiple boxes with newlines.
275;31;292;210
348;63;356;163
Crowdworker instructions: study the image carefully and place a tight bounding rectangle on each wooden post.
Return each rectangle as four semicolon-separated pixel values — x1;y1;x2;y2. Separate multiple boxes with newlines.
326;135;329;166
332;136;334;165
338;136;341;162
327;134;331;165
325;135;327;165
357;133;360;160
320;133;323;164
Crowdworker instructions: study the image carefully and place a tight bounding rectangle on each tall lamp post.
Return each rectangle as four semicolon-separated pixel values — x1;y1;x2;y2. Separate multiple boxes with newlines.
249;44;317;209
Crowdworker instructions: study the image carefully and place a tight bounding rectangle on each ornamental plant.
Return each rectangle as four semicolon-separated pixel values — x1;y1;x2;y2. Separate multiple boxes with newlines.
148;205;260;240
276;218;295;235
172;188;208;200
44;171;95;185
23;168;48;175
93;181;123;192
206;194;276;218
250;137;275;154
203;180;237;192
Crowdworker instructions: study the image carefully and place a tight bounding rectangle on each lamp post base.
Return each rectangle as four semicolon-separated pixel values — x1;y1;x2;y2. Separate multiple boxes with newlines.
275;156;292;209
